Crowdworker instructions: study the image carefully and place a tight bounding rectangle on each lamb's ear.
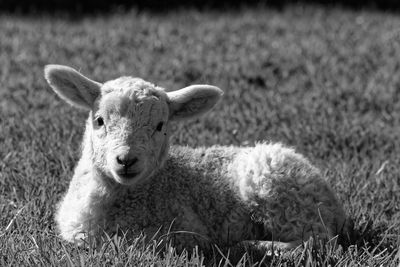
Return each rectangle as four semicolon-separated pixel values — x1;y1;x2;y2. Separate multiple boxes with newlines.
44;64;102;110
167;85;223;120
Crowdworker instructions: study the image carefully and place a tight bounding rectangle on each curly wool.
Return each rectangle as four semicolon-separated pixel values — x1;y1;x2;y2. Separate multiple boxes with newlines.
44;65;348;251
56;142;347;250
231;143;345;241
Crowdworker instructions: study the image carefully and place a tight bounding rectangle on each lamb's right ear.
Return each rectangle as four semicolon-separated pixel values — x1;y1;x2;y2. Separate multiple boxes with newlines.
44;65;102;110
167;85;223;120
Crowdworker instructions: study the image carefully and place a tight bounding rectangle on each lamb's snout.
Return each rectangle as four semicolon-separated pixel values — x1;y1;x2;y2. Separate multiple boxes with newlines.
111;148;143;181
116;155;138;169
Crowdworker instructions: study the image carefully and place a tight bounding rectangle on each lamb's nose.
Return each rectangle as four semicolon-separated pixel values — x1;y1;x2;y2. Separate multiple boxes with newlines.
116;155;138;168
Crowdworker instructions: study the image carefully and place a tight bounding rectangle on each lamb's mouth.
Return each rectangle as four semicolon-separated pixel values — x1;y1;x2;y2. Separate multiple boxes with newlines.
117;172;140;180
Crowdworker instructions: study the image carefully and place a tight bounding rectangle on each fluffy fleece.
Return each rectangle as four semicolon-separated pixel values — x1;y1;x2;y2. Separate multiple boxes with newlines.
44;64;348;251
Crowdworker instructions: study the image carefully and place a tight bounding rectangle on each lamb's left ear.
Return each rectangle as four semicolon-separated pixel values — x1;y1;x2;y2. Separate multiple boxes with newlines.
44;64;102;110
167;85;223;120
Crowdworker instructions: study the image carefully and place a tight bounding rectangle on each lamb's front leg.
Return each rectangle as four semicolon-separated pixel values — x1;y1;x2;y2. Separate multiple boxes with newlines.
56;193;89;245
56;172;107;245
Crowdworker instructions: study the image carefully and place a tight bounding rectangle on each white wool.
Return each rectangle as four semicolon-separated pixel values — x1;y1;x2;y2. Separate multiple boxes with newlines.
44;65;348;251
233;142;308;201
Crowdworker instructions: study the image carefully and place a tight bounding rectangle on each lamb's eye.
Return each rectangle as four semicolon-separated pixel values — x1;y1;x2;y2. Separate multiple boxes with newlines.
96;117;104;127
156;122;164;132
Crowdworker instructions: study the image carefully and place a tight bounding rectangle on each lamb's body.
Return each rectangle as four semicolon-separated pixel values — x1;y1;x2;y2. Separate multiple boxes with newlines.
57;142;346;250
45;64;347;251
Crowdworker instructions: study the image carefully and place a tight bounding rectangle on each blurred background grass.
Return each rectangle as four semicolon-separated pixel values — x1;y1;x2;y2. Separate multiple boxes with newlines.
0;1;400;266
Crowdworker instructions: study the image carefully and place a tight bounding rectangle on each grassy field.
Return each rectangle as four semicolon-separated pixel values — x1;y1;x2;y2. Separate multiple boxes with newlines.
1;4;400;266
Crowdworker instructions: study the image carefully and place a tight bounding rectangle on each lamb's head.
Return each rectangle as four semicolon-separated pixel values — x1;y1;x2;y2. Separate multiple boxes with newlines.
44;65;223;185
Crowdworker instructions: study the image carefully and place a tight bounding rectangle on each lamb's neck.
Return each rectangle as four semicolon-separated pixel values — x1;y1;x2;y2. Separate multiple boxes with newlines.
74;159;119;199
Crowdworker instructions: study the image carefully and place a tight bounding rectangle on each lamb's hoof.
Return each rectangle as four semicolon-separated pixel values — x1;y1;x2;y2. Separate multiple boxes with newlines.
72;232;88;247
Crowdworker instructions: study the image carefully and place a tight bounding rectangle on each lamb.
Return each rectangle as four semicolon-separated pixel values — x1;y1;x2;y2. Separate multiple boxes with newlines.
44;64;348;252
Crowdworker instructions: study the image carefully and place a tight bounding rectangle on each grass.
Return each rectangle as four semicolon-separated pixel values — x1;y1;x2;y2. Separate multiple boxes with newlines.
1;4;400;266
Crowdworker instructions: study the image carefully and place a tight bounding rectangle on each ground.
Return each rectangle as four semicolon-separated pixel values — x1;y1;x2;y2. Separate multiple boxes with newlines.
0;4;399;266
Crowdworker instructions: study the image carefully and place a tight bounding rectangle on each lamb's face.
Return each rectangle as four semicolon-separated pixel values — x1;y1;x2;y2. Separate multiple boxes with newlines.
92;78;170;185
44;64;223;186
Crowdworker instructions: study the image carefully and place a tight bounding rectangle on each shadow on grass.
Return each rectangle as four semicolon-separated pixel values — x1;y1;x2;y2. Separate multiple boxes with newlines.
344;218;397;253
204;218;397;266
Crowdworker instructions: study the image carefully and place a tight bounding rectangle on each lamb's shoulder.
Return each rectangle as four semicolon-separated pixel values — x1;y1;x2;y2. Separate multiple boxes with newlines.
163;145;255;244
152;144;244;212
